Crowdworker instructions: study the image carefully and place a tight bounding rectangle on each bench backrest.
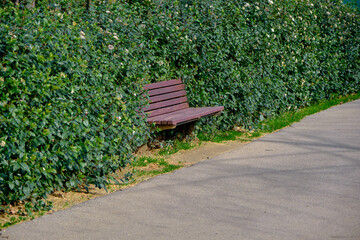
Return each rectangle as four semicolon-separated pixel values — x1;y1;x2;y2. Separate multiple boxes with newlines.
143;79;189;118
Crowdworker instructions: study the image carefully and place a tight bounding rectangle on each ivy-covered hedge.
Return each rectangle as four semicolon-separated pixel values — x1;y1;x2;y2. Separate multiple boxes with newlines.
0;2;151;210
1;0;359;210
139;0;360;129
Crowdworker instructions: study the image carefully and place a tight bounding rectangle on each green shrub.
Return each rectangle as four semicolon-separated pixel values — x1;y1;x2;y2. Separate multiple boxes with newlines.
0;2;151;211
0;0;359;211
140;0;359;129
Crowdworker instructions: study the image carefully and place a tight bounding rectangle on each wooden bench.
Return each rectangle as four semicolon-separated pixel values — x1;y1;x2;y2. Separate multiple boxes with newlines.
143;79;224;130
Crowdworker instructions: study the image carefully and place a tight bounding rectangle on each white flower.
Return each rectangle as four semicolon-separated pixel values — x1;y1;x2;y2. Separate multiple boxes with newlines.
117;116;122;121
80;31;86;40
0;77;4;82
84;109;88;114
132;131;135;135
267;34;270;38
108;45;114;50
268;0;273;4
109;19;113;23
326;12;330;16
71;88;74;94
125;49;129;54
0;141;5;147
271;28;274;32
106;10;110;13
114;35;119;40
244;2;250;7
255;6;260;10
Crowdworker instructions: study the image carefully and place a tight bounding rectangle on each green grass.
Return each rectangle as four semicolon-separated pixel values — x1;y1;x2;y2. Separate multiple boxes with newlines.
158;139;199;155
132;156;182;177
199;93;360;142
197;130;245;142
261;93;360;133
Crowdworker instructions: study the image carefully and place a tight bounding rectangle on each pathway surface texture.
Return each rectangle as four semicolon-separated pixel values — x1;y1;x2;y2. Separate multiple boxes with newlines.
2;100;360;240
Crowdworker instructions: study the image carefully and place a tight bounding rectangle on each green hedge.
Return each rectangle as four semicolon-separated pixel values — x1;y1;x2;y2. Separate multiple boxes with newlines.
139;0;360;129
0;0;359;211
0;2;151;211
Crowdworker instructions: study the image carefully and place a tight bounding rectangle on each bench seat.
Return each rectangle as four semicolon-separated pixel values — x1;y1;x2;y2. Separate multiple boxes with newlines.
147;106;224;126
143;79;224;130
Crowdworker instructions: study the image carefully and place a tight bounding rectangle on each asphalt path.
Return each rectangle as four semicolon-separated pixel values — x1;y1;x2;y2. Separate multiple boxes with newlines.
1;100;360;240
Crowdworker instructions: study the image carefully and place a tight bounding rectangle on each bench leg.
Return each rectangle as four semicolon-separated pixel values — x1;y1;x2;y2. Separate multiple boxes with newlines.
186;122;196;136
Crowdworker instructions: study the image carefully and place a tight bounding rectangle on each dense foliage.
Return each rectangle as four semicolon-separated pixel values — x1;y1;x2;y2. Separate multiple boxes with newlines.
1;0;359;211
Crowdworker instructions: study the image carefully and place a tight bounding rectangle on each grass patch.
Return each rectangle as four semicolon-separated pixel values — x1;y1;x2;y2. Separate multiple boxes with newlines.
198;130;245;142
132;156;182;177
261;93;360;133
199;93;360;142
158;139;199;155
198;130;261;143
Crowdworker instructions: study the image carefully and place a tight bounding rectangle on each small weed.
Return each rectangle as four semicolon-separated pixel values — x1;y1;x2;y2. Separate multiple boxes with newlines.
198;130;245;142
158;139;198;155
132;156;182;177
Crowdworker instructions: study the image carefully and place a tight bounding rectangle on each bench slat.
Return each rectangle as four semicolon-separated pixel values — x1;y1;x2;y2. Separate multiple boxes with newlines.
143;79;183;90
143;79;224;130
144;96;188;112
150;90;187;103
146;102;189;118
148;106;224;125
148;84;185;97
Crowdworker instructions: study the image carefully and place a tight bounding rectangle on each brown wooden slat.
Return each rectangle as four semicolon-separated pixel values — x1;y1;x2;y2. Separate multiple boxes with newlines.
150;90;187;103
148;84;185;97
171;107;224;125
147;106;224;125
144;96;188;112
147;103;189;118
143;79;183;90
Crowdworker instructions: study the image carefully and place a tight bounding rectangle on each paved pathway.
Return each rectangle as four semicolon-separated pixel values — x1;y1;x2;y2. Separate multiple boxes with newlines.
1;100;360;240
